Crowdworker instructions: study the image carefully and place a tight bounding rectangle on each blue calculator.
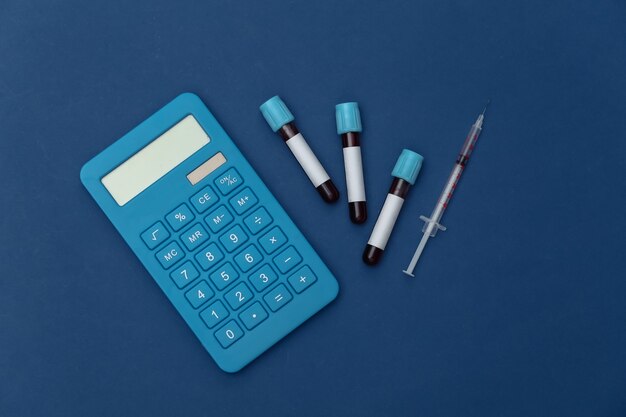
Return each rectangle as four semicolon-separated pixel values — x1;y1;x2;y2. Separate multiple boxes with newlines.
80;93;339;372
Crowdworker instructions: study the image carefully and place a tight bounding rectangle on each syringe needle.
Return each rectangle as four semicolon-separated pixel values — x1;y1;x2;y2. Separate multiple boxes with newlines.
481;99;491;116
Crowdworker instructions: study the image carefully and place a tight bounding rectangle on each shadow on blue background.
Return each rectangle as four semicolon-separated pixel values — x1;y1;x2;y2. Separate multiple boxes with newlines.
1;1;625;416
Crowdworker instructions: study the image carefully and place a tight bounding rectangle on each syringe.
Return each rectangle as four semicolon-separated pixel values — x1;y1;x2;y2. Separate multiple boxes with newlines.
402;103;488;276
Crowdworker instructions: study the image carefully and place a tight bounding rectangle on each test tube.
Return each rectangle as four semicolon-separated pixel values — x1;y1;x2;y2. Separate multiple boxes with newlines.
363;149;423;265
336;102;367;223
260;96;340;203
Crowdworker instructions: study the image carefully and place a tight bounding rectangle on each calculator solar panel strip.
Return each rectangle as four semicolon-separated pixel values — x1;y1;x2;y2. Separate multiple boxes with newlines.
80;93;339;373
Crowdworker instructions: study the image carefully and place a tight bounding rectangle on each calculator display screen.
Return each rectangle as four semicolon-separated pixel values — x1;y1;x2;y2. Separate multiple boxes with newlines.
102;115;210;206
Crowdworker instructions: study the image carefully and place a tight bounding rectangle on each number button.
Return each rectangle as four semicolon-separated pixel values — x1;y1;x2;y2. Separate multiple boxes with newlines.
224;282;253;310
190;185;219;213
204;205;233;233
180;223;209;251
209;262;239;290
214;168;243;195
185;281;214;308
228;187;258;215
234;245;263;272
272;246;302;273
243;207;273;234
239;302;268;330
287;265;317;294
214;320;244;348
141;221;170;249
259;226;287;254
200;300;229;329
195;243;224;270
263;284;293;312
219;225;249;252
165;204;195;231
248;264;278;292
155;242;184;269
170;261;199;288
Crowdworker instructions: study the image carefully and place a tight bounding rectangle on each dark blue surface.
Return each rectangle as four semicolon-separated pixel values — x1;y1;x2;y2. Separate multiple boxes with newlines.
1;1;625;416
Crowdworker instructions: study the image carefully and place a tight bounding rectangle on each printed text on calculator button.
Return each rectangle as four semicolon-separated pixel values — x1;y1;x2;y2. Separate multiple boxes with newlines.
228;187;258;215
273;246;302;274
155;242;184;269
204;205;233;233
263;284;293;312
190;185;219;213
214;168;243;195
243;207;273;234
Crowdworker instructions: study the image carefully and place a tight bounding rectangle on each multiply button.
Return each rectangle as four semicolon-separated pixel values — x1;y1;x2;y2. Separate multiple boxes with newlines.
287;265;317;294
190;185;219;213
141;221;170;249
214;168;243;195
263;284;293;312
229;187;258;215
273;246;302;274
155;242;184;269
165;204;194;231
259;226;287;254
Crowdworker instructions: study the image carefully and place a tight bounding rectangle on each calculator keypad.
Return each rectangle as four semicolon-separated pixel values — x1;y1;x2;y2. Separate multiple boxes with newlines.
141;168;319;350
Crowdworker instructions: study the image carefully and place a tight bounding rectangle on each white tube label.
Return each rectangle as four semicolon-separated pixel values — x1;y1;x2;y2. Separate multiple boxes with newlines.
343;146;366;202
286;133;330;187
368;194;404;250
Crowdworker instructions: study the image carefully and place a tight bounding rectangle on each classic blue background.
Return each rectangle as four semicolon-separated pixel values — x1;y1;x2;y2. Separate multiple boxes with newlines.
1;1;625;416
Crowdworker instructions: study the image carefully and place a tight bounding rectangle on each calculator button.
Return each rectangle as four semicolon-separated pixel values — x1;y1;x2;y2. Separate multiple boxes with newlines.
243;207;273;234
259;226;287;254
205;205;233;233
219;225;249;252
170;261;199;288
180;223;209;251
287;265;317;294
239;302;268;330
248;264;278;292
234;245;263;272
228;187;258;215
273;246;302;274
141;222;170;249
190;185;219;213
263;284;293;312
214;168;243;195
224;282;253;310
165;204;195;231
155;242;185;269
214;320;244;348
195;243;224;270
209;262;239;290
185;281;214;308
200;300;229;329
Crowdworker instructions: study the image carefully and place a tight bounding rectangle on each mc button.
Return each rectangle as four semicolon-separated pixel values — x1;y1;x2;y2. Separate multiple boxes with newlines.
156;242;184;269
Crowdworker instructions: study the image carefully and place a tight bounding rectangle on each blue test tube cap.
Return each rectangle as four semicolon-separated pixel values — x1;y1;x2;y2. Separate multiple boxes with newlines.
391;149;423;185
335;102;362;134
259;95;295;132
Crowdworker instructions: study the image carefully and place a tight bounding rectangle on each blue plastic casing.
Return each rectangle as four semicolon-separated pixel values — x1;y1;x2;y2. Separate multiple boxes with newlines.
259;95;295;132
80;93;339;373
335;102;362;134
391;149;423;185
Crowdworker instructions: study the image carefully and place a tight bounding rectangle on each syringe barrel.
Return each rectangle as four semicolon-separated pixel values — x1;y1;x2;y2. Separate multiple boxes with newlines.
456;122;482;166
